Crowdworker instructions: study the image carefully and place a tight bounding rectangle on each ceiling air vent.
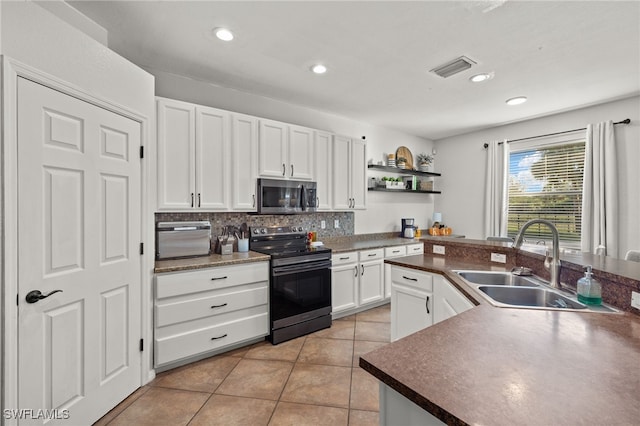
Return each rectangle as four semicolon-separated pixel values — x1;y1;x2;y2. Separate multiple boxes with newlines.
430;56;477;78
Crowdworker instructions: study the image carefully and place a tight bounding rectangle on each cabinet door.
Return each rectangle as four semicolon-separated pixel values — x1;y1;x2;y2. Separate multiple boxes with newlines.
232;113;258;210
332;135;351;209
288;125;314;180
433;276;474;325
314;131;332;210
195;106;229;210
331;263;359;314
350;138;367;209
157;99;195;210
360;259;384;305
258;119;288;178
391;282;432;341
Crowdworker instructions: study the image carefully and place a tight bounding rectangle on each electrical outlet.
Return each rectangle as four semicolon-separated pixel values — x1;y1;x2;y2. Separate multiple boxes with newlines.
334;219;340;229
632;291;640;310
491;253;507;263
433;245;445;255
321;220;326;229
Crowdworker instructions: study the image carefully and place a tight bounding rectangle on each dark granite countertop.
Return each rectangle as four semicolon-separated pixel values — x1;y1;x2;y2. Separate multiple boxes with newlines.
361;254;640;425
154;251;270;273
322;236;419;253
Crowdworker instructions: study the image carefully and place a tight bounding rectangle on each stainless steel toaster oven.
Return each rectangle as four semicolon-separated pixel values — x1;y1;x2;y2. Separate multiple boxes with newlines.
156;221;211;260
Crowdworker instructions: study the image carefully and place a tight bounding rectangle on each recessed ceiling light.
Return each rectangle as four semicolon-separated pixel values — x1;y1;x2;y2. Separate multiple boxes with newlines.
469;73;492;83
214;28;234;41
311;64;327;74
506;96;528;106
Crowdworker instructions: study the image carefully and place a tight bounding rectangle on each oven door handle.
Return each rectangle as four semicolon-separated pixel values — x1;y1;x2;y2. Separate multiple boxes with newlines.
272;260;332;276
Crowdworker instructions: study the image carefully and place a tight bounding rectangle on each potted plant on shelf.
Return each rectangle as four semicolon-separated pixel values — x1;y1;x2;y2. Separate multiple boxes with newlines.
417;153;434;172
396;157;407;169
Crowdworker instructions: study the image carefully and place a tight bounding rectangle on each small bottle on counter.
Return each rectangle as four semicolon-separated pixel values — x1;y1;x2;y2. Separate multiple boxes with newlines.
577;265;602;305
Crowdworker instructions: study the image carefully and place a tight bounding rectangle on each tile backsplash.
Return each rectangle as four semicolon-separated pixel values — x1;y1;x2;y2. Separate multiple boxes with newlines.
155;211;354;238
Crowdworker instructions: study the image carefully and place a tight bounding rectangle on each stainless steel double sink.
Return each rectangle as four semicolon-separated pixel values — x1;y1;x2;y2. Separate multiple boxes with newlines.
454;270;617;313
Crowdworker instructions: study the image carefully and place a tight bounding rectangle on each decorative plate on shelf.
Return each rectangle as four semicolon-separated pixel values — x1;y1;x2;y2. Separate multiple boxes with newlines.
395;146;414;170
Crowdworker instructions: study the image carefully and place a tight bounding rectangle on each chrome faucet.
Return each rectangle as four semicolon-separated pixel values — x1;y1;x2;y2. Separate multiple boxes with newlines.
513;219;561;288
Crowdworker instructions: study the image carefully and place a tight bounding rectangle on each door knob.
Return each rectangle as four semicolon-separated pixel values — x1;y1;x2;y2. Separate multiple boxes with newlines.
25;289;63;304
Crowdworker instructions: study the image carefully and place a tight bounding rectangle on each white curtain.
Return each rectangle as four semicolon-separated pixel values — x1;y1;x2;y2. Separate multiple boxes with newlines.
483;140;508;238
581;121;618;257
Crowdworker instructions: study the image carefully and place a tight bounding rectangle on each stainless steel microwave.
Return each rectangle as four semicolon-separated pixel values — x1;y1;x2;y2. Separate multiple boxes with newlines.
256;178;318;214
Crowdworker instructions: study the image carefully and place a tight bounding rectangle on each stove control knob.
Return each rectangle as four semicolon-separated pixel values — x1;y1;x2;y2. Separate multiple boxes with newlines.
260;228;266;234
298;226;304;232
253;229;260;234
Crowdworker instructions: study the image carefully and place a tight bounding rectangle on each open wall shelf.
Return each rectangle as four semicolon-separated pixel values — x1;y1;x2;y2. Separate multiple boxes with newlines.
367;164;441;177
368;188;442;194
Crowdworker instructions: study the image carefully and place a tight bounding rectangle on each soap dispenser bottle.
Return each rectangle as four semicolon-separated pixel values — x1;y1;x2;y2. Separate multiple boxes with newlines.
577;265;602;305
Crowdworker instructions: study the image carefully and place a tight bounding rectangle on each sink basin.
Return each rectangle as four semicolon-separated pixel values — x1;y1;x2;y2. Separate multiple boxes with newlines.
455;271;540;287
478;286;587;309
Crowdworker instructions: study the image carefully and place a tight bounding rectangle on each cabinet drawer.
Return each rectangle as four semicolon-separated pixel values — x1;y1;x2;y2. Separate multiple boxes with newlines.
384;246;407;258
332;251;358;265
359;248;384;262
155;312;268;366
156;262;269;299
391;266;433;291
406;243;424;255
155;285;268;327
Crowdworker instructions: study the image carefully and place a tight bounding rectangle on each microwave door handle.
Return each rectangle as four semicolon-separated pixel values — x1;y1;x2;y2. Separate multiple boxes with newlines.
301;185;307;211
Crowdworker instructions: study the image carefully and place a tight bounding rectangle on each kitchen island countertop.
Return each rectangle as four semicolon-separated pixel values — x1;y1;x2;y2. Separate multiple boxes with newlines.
361;254;640;425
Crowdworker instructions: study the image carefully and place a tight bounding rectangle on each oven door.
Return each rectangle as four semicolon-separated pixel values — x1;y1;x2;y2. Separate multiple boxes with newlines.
270;258;332;329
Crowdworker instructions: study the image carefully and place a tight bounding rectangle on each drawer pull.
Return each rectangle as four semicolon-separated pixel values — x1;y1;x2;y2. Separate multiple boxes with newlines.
392;250;400;254
211;334;228;340
339;256;350;260
211;303;228;309
426;296;430;314
368;253;377;257
211;276;228;281
402;275;418;281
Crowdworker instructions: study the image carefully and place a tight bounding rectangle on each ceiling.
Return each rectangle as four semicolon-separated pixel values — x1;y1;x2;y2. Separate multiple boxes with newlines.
68;1;640;140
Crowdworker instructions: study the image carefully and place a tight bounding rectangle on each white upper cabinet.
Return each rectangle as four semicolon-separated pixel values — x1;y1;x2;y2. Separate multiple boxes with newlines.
157;98;229;210
314;130;332;210
231;113;259;211
258;119;313;180
333;135;367;210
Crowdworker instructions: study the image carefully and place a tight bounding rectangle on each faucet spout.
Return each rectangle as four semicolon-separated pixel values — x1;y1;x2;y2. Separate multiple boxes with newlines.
513;219;562;288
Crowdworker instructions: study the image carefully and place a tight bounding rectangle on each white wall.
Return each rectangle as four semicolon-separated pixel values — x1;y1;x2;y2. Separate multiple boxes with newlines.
152;69;435;234
434;95;640;258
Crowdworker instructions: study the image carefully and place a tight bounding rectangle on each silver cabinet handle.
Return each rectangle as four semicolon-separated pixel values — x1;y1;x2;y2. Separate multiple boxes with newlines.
211;303;228;309
426;296;430;314
354;265;358;277
317;197;320;208
291;164;294;176
282;163;286;176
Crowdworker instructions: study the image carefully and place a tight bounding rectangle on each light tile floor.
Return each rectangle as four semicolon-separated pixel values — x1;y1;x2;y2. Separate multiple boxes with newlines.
95;304;390;426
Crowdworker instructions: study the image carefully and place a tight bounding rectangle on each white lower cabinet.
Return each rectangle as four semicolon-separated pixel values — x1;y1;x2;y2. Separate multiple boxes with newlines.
331;249;384;317
384;243;424;299
380;383;445;426
154;262;269;367
390;265;473;341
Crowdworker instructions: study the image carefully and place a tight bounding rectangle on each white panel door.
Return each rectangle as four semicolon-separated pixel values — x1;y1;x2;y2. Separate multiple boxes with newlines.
288;125;313;180
332;135;351;209
196;106;229;209
258;119;288;178
359;260;384;305
350;138;367;210
314;130;332;210
232;113;258;211
391;283;432;341
17;77;141;425
331;263;359;314
157;99;195;209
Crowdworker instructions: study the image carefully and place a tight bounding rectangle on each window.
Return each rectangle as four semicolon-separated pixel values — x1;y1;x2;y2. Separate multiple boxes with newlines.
507;139;585;247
